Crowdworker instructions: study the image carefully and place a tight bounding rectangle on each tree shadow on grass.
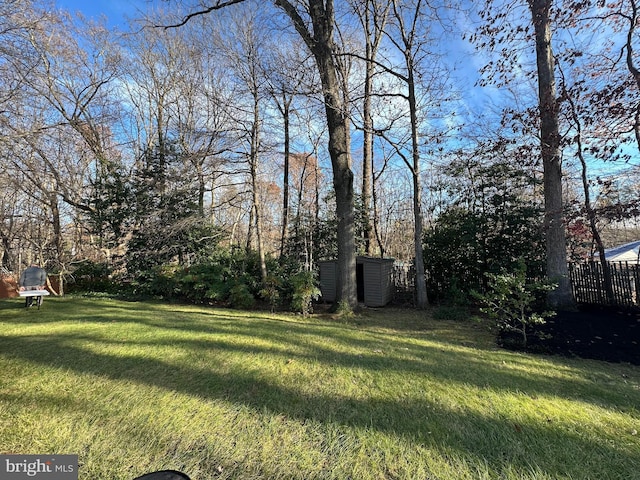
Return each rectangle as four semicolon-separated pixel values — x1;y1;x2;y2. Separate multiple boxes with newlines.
0;330;638;479
1;297;638;413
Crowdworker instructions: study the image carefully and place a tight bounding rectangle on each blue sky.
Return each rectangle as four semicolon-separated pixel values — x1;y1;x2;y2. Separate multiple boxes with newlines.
51;0;633;180
55;0;149;26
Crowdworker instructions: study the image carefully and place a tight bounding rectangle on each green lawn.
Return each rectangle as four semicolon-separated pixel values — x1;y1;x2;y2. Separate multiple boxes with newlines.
0;297;638;479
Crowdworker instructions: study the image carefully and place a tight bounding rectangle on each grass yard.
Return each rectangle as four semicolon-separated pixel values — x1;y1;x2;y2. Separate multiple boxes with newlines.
0;297;639;480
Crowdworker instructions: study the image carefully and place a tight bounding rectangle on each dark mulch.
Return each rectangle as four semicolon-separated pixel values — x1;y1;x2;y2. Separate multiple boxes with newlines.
498;305;640;365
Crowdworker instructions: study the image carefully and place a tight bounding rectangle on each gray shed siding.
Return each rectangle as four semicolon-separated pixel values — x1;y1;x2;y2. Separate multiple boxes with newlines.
318;260;337;302
318;257;394;307
361;257;394;307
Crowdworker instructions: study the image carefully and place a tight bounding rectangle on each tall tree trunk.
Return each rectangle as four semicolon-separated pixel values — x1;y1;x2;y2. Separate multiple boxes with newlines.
276;0;357;308
529;0;574;309
362;54;374;256
1;229;14;271
371;171;385;257
358;0;389;257
196;160;206;216
408;68;428;309
250;92;268;282
279;94;291;259
174;0;358;307
245;203;254;251
49;191;64;271
325;85;357;307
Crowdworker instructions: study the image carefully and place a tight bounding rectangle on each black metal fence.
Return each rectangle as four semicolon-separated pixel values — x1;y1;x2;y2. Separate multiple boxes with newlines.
392;260;640;309
569;261;640;308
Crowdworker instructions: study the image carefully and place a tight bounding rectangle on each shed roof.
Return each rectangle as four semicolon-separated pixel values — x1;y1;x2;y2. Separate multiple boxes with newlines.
600;240;640;263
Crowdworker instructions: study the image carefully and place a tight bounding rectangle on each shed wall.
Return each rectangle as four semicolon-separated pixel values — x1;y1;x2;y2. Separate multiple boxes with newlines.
319;257;394;307
362;258;394;307
319;260;337;302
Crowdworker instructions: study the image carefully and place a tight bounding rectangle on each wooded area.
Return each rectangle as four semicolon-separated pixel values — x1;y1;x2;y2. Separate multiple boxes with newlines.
1;0;639;310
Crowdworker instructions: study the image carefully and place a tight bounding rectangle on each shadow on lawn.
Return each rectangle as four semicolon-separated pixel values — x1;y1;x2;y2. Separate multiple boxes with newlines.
1;323;639;478
1;298;638;409
5;300;633;408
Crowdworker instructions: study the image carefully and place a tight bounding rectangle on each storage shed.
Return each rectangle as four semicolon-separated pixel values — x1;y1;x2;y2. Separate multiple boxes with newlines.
318;256;395;307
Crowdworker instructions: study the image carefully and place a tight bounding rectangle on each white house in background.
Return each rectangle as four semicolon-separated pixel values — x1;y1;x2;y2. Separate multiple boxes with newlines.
597;240;640;263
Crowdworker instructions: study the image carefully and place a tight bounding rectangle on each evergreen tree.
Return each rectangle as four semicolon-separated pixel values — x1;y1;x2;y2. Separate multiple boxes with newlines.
126;140;221;275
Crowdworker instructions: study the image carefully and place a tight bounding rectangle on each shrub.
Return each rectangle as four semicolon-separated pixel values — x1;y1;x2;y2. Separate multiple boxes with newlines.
335;300;355;320
149;264;181;299
290;271;321;316
424;157;545;303
176;262;232;303
66;260;115;294
472;262;556;348
114;247;321;313
260;275;282;312
229;282;255;309
127;248;260;304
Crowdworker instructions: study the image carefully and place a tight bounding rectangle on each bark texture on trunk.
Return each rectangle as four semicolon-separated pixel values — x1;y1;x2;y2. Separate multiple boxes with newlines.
408;70;428;308
530;0;574;309
276;0;357;307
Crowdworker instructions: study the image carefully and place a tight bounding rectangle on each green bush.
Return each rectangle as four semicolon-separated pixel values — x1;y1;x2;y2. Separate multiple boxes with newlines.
176;262;232;303
66;260;116;294
472;262;556;348
228;282;255;309
112;247;326;313
290;270;321;316
425;157;545;303
129;248;254;304
335;300;355;320
148;264;181;299
260;275;282;312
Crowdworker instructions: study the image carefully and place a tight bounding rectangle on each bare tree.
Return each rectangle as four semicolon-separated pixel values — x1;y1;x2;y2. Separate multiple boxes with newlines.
0;5;124;272
170;20;237;216
351;0;391;256
168;0;358;308
263;42;316;258
365;0;447;308
214;10;274;281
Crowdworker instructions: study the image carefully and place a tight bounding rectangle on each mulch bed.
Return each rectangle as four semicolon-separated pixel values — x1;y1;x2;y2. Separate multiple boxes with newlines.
498;305;640;365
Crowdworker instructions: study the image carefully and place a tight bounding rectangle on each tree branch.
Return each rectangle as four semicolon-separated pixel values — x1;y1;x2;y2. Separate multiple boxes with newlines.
160;0;248;28
273;0;315;51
